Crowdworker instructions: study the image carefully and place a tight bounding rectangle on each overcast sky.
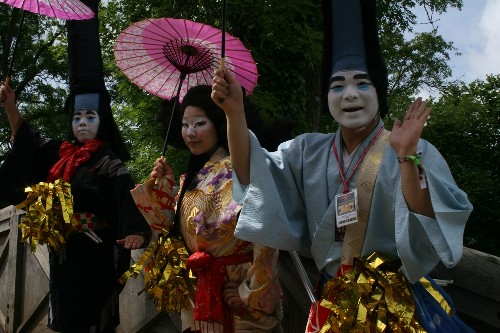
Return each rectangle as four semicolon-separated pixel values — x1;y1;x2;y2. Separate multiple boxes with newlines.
413;0;499;97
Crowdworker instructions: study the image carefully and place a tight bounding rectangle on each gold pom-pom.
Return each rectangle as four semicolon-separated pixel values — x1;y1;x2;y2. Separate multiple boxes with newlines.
319;253;427;332
16;179;78;253
120;229;196;312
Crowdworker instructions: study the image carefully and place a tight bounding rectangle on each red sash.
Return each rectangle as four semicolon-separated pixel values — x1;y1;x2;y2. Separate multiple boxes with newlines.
186;250;253;333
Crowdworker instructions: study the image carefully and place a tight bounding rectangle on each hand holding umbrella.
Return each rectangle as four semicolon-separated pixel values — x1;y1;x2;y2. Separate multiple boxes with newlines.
1;80;24;140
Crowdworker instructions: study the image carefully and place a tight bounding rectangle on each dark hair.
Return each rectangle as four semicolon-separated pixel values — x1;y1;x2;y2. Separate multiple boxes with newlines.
65;89;131;162
166;84;298;235
170;85;222;234
159;84;298;177
180;85;229;151
159;84;268;151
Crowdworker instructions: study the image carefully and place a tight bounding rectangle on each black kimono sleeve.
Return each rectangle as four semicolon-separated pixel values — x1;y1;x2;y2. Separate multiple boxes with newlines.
0;120;61;205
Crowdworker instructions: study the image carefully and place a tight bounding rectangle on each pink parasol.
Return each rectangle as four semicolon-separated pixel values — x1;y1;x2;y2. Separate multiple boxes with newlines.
1;0;94;85
0;0;94;20
114;17;258;102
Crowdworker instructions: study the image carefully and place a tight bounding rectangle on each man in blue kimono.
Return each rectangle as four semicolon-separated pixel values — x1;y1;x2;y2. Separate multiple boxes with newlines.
212;0;473;331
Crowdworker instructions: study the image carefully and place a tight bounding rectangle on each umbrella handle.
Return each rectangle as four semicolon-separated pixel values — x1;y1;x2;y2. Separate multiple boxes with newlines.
221;0;227;71
7;9;26;80
220;57;226;71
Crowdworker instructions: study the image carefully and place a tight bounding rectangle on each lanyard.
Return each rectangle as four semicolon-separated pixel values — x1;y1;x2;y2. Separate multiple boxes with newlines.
333;126;385;194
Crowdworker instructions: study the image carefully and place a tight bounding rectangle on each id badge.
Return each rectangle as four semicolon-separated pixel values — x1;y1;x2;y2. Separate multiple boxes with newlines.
335;189;358;227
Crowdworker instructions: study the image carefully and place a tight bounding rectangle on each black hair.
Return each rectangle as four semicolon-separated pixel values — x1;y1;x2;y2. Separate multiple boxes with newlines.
170;85;224;235
157;85;296;151
180;85;228;152
65;89;131;162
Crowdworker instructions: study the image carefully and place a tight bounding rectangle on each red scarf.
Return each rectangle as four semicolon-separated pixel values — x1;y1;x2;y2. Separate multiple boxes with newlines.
186;251;253;333
48;140;103;183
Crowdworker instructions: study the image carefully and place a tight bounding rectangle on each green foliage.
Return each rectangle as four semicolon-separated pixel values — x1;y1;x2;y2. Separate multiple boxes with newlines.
0;8;68;153
3;0;499;256
423;75;500;256
227;0;323;132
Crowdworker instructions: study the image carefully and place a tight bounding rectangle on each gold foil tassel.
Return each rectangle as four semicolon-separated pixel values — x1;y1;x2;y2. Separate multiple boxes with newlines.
16;179;77;253
120;229;196;312
318;253;427;332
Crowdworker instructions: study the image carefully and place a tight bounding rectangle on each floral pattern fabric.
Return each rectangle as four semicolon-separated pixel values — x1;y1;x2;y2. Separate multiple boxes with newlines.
131;148;282;332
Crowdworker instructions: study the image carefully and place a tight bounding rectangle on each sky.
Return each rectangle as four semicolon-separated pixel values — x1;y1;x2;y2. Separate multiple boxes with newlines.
412;0;500;97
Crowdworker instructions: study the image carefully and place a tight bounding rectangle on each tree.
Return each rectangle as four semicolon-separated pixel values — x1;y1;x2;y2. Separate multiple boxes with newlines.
1;1;469;178
0;8;68;155
423;74;500;256
95;0;464;181
3;1;496;255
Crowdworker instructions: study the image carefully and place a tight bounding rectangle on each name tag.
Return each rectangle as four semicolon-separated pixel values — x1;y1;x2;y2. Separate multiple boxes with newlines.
335;189;358;227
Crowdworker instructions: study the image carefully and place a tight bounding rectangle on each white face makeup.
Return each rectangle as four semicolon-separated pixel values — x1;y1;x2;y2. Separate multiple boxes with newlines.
72;109;100;143
181;106;218;156
328;70;379;129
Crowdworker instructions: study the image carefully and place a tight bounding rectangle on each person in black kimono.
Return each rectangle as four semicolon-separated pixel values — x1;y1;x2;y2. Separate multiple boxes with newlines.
0;0;150;332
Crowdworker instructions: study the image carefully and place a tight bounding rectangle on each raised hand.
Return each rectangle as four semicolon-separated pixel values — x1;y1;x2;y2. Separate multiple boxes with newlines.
1;82;23;135
390;97;432;157
211;68;244;117
0;82;15;109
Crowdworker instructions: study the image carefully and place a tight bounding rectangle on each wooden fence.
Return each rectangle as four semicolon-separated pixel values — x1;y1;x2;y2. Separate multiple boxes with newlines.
1;205;499;332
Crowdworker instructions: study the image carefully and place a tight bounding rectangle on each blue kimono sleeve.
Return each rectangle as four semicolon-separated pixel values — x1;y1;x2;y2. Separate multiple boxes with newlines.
233;131;311;251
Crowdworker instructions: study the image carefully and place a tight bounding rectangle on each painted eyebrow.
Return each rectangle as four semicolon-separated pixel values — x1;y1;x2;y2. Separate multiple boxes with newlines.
330;76;345;84
353;73;371;80
73;109;97;116
330;73;371;84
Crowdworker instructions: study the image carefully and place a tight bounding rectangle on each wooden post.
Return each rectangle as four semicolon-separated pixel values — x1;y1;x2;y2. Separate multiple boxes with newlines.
3;206;24;333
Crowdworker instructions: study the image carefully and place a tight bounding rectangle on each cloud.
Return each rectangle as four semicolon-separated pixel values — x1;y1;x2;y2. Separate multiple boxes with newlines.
467;0;500;81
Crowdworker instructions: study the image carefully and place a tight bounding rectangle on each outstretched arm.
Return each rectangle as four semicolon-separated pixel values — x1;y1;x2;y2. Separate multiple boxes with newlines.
0;82;23;137
390;97;435;218
212;69;250;185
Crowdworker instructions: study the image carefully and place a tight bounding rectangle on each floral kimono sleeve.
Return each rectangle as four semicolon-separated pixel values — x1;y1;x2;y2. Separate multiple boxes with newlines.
239;243;282;317
130;176;177;234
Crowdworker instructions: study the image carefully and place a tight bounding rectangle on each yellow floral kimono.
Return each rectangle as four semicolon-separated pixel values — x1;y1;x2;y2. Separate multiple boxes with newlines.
131;148;282;332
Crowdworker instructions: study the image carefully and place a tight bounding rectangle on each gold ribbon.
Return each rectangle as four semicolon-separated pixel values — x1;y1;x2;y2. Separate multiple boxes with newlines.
320;253;454;333
16;179;78;253
419;276;453;316
341;130;390;266
319;253;427;332
120;229;196;312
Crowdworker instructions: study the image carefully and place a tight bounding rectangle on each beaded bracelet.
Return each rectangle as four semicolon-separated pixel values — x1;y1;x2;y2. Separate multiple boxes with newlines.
398;152;427;189
397;152;421;167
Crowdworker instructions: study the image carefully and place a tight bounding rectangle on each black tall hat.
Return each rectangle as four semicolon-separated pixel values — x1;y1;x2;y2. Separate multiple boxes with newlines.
321;0;389;118
65;0;130;161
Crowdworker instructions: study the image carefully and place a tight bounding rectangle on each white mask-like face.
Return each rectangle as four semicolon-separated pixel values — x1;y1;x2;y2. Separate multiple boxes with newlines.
328;70;379;129
72;109;100;143
181;106;218;156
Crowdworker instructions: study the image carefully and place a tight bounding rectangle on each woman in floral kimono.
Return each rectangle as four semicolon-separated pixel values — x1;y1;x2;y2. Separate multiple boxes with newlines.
130;85;283;333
